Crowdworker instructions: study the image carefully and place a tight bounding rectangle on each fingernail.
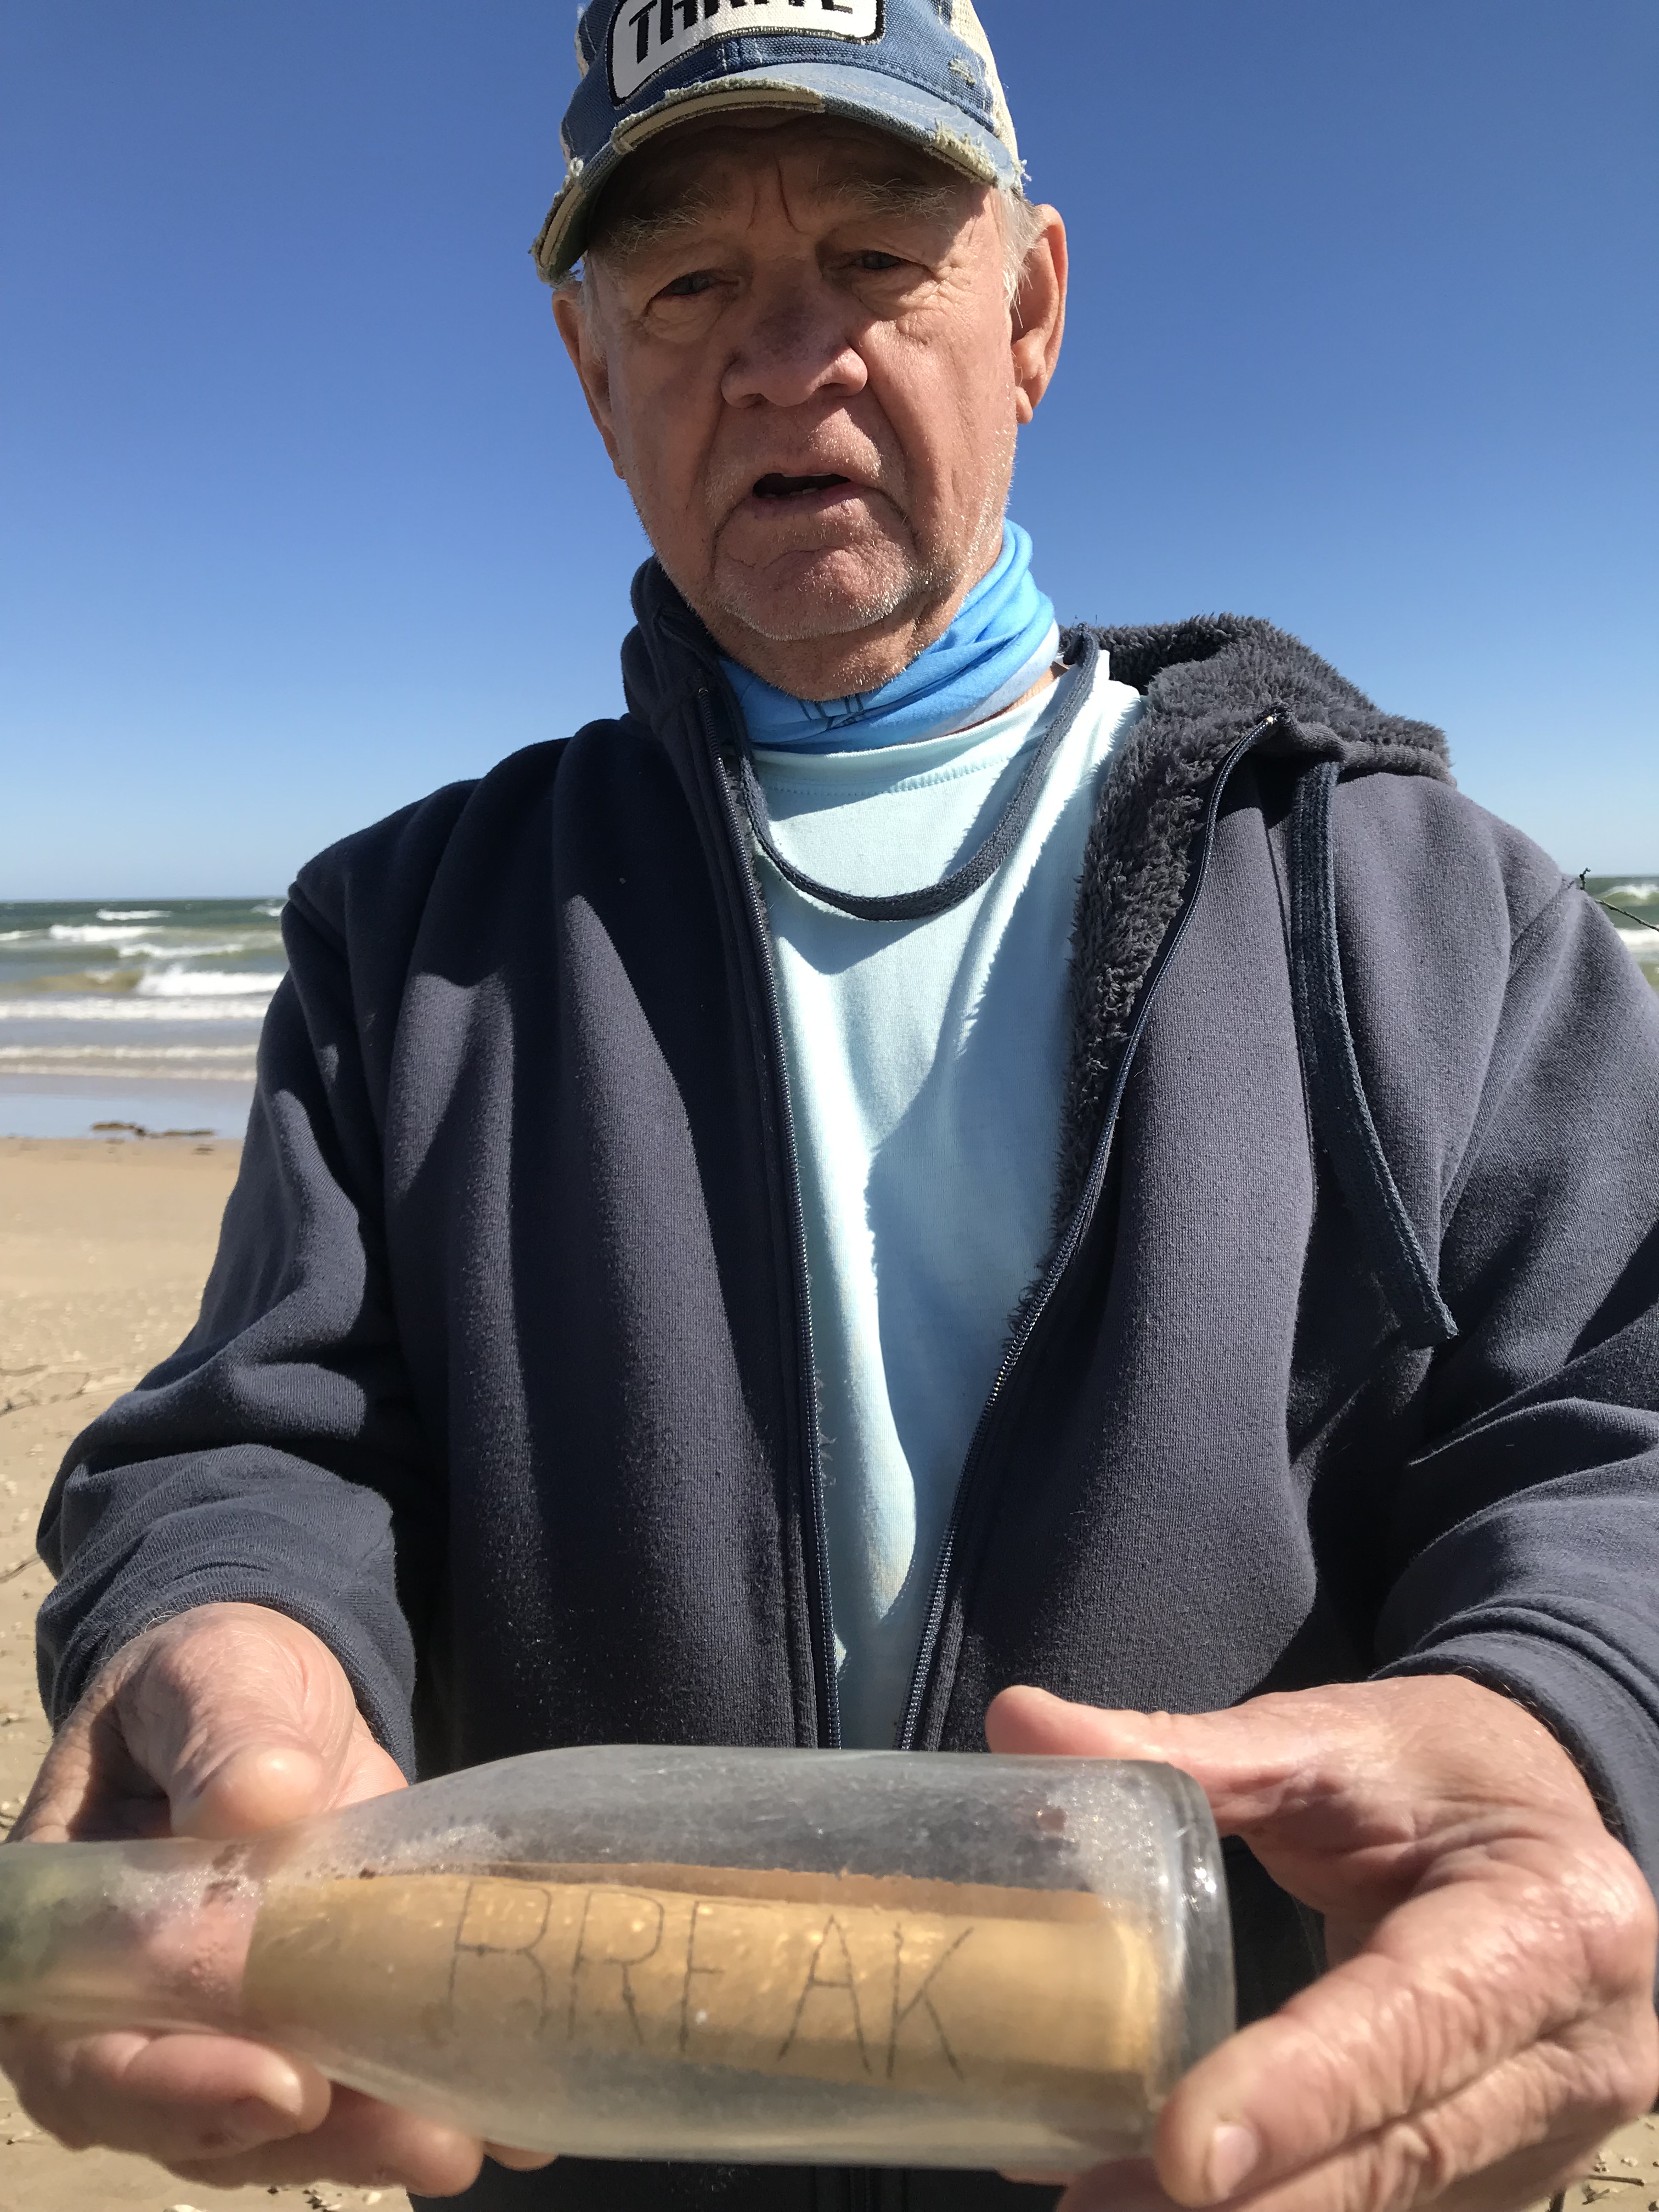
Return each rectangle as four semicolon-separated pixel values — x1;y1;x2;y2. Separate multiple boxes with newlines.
228;2088;306;2143
1206;2123;1261;2200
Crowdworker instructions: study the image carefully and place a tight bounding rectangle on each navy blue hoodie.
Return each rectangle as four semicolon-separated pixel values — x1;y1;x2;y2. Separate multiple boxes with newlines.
38;571;1659;2212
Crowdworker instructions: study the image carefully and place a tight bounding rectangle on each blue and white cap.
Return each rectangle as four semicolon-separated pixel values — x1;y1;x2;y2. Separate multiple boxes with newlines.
533;0;1023;284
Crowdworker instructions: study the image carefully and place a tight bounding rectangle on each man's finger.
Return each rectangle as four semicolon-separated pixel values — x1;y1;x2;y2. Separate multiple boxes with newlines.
1064;2035;1629;2212
1062;2135;1595;2212
985;1684;1366;1835
3;2019;497;2194
0;2024;328;2161
1151;1867;1655;2208
165;2083;487;2194
487;2141;559;2171
1161;1892;1550;2187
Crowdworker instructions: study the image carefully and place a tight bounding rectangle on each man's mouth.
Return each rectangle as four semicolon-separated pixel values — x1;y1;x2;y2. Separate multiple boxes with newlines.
752;473;853;500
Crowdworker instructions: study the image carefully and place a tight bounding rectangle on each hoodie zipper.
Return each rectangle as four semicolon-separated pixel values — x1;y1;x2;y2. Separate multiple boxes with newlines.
689;680;843;1750
679;596;1277;1752
895;713;1283;1750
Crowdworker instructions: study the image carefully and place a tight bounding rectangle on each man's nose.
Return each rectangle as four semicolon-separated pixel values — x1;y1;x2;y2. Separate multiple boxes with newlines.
720;279;868;410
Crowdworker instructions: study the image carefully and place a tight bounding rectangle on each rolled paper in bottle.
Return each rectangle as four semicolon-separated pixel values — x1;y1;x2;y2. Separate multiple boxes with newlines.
242;1863;1160;2121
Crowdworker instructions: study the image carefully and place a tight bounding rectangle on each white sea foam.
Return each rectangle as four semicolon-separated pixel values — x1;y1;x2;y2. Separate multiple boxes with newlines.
0;1047;258;1084
1606;883;1659;904
254;901;285;917
0;996;272;1023
4;935;269;962
0;1043;257;1064
27;929;283;952
133;967;283;1000
47;923;154;945
95;908;167;921
100;938;272;961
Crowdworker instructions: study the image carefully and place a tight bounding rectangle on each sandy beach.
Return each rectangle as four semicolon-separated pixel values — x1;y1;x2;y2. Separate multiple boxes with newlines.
0;1136;406;2212
0;1135;1653;2212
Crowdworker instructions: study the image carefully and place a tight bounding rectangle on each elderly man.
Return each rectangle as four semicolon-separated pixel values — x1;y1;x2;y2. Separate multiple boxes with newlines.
5;5;1657;2210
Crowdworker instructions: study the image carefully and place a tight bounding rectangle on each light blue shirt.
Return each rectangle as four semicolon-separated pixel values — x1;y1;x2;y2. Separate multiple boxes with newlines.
751;652;1144;1746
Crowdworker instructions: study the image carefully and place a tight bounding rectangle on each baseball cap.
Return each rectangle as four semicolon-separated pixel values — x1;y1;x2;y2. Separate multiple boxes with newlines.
533;0;1024;285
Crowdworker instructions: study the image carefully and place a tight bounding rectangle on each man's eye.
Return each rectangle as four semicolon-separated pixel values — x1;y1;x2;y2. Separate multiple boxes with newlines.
854;252;905;273
660;271;716;299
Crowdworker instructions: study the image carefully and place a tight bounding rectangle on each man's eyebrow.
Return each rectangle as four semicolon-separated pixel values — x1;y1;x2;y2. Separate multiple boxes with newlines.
829;173;960;221
591;189;725;263
590;168;962;264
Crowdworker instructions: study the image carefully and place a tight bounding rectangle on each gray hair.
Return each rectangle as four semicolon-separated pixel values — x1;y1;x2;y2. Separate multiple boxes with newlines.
997;187;1047;309
557;183;1047;311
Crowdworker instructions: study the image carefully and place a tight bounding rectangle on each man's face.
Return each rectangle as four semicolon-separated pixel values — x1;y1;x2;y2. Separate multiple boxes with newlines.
553;117;1065;697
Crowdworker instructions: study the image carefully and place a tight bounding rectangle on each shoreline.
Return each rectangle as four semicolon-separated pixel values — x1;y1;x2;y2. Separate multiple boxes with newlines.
1;1130;247;1154
0;1079;254;1143
0;895;280;1147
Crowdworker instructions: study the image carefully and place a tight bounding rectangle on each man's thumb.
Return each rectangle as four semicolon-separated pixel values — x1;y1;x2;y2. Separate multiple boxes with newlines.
120;1605;360;1841
985;1683;1309;1833
168;1733;334;1840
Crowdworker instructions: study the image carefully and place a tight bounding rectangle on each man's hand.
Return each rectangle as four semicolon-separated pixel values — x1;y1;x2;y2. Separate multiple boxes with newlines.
988;1675;1657;2212
0;1601;550;2195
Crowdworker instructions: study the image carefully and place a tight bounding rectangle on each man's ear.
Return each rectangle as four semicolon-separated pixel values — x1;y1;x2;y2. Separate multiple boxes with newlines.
552;281;627;479
1010;208;1068;426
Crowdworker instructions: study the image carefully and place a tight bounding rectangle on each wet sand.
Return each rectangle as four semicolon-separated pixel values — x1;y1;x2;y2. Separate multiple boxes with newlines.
0;1135;1652;2212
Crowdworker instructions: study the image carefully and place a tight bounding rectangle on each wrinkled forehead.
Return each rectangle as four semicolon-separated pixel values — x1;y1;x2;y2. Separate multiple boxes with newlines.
588;112;980;249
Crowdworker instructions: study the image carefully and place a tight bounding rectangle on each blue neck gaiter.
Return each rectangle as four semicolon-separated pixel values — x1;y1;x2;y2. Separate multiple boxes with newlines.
722;523;1059;755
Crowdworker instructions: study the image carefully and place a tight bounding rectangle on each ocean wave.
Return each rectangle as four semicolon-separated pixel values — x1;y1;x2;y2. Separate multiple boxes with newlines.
26;923;283;955
47;922;153;945
12;967;147;995
133;967;283;1000
117;938;274;961
0;996;273;1023
0;1044;257;1074
0;1042;258;1061
4;932;283;959
96;908;167;921
255;901;285;917
5;938;276;973
1606;883;1659;904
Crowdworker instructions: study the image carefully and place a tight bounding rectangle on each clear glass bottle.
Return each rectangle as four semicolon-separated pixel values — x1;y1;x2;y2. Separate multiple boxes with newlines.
0;1746;1233;2172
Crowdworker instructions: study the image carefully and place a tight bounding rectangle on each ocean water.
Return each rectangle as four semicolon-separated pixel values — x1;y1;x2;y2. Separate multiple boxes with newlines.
1590;876;1659;976
0;899;286;1138
2;880;1654;1143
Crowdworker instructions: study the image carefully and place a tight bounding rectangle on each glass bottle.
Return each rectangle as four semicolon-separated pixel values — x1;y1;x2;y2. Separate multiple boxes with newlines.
0;1745;1233;2173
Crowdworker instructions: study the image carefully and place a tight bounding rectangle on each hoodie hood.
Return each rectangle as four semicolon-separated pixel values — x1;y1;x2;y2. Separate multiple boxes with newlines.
1060;614;1451;1213
616;564;1454;1215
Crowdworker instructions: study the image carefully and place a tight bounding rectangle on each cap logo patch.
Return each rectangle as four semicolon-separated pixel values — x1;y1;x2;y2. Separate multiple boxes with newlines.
609;0;882;105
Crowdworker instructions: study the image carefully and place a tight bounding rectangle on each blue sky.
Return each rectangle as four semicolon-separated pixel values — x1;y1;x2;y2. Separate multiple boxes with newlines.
3;0;1655;896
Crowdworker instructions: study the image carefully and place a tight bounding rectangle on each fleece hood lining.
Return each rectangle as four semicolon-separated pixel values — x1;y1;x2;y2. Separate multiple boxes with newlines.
618;567;1453;1226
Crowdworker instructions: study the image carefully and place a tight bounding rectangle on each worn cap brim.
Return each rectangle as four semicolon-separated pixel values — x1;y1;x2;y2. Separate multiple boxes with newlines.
532;57;1020;285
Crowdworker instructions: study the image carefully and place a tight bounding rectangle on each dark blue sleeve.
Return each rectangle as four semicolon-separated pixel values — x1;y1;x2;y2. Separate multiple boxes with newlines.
1372;877;1659;1882
35;889;441;1777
